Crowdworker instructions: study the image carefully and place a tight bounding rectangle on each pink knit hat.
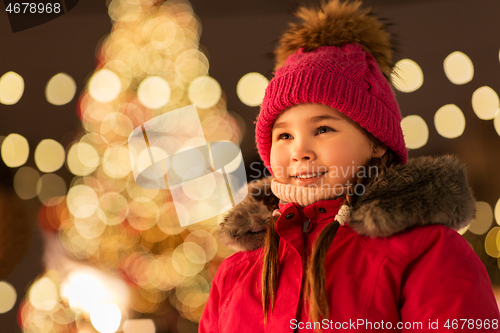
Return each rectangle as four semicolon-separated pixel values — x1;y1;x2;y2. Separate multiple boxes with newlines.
255;0;407;174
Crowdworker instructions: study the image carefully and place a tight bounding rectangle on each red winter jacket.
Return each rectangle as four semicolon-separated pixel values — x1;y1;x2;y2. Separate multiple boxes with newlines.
199;155;500;332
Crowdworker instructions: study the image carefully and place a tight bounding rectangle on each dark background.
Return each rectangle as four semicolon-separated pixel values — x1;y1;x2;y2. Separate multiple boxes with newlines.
1;0;500;331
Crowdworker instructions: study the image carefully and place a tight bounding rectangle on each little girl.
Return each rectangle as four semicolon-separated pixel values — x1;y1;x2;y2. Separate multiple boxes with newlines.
199;0;500;332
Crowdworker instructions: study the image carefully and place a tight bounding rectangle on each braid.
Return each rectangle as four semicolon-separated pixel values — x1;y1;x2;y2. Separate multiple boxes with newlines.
304;147;398;330
262;191;280;324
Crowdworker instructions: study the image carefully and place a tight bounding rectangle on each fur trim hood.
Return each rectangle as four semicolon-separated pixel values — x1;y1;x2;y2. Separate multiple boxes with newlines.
219;155;476;252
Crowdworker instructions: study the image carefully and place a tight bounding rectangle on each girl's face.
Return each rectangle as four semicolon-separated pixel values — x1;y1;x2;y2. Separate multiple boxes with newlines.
270;104;386;189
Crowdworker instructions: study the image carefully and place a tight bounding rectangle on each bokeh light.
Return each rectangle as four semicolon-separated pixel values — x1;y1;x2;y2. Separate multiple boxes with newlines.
100;112;134;146
182;173;216;201
485;227;500;258
34;139;66;173
16;1;247;330
123;319;155;333
102;146;132;178
67;142;100;176
90;304;122;333
137;76;171;109
401;115;428;149
434;104;466;139
28;277;59;311
391;59;424;93
457;224;469;235
89;69;122;103
99;192;129;225
0;281;17;314
494;113;500;137
1;133;29;168
66;184;99;219
45;73;77;105
443;51;474;85
468;201;493;235
495;198;500;225
188;76;221;109
0;71;24;105
236;72;268;107
14;167;40;200
472;86;499;120
37;174;67;205
60;268;129;314
172;243;205;277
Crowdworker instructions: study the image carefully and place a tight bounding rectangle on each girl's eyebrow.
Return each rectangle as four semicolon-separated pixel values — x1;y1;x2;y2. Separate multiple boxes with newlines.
272;114;342;130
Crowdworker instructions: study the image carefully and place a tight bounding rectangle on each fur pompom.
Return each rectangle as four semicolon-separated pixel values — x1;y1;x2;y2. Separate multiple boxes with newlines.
274;0;395;78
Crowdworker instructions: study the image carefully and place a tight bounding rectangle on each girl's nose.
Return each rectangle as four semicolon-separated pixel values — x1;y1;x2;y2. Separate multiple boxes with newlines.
290;144;316;162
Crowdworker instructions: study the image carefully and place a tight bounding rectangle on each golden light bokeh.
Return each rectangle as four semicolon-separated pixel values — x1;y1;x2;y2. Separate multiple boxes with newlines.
102;146;132;179
214;147;243;174
472;86;500;120
45;73;77;106
90;304;122;333
392;59;424;93
108;0;143;23
182;172;216;201
88;69;122;103
99;192;129;226
236;72;268;107
485;227;500;258
66;184;99;219
468;201;494;235
401;115;428;149
1;133;29;168
137;76;171;109
443;51;474;85
74;208;107;240
494;113;500;137
37;174;67;205
434;104;466;139
60;268;129;314
172;243;204;277
0;281;17;314
18;1;247;330
176;49;209;83
34;139;66;173
0;71;24;105
28;277;59;312
495;198;500;225
100;112;134;146
67;142;101;176
457;224;469;235
188;76;221;109
123;319;155;333
14;167;40;200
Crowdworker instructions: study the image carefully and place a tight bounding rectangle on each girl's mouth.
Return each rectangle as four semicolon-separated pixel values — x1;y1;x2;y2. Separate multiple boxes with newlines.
292;171;327;179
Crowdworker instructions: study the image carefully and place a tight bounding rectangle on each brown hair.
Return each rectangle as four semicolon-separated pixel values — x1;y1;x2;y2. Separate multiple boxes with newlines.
261;134;400;327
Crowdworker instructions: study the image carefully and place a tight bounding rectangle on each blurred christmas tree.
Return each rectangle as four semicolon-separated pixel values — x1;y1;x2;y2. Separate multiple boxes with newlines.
18;0;242;332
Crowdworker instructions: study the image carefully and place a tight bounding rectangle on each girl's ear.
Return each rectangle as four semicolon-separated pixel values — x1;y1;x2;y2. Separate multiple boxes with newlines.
371;143;388;159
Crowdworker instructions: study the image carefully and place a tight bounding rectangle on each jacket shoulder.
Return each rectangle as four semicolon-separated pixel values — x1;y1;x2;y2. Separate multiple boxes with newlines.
214;248;264;286
362;224;473;266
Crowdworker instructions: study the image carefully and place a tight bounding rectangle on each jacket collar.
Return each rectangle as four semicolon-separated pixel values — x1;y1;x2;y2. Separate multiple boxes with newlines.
218;155;476;252
278;197;345;223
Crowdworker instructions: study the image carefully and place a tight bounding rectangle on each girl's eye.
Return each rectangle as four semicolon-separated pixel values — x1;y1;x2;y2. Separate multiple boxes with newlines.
317;126;334;134
278;133;291;140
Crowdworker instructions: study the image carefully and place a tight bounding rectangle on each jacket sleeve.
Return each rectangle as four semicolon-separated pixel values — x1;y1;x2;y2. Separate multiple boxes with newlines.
399;226;500;332
199;262;224;333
